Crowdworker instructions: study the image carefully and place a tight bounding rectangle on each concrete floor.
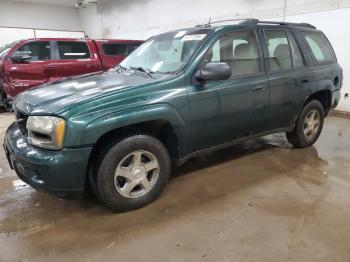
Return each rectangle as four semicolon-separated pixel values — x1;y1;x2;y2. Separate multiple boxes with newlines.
1;113;350;262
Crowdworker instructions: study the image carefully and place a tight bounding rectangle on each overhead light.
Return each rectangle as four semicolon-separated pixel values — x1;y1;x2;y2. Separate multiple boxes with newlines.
75;0;98;8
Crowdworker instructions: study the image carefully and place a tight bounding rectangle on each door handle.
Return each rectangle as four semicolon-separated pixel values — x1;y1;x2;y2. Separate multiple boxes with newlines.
252;85;265;91
301;76;311;83
86;64;93;68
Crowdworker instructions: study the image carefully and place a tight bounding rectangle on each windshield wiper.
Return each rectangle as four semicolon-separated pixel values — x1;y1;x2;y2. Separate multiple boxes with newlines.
130;66;155;79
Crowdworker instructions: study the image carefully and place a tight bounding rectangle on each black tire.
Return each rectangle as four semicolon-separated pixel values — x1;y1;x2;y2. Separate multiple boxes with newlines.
95;134;171;212
286;100;325;148
0;89;5;112
0;88;13;112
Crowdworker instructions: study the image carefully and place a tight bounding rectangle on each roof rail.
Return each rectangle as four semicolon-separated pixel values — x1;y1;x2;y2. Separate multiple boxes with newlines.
195;18;257;27
196;18;316;29
243;19;316;29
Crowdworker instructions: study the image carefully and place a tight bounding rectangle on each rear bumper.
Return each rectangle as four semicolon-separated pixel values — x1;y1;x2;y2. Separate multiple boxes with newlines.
3;122;92;198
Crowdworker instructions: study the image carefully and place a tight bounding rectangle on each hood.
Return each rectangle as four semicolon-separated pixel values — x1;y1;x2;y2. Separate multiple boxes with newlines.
14;70;164;115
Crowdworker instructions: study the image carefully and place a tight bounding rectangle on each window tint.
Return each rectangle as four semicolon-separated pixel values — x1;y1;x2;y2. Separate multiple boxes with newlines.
203;31;260;77
57;41;90;60
126;44;141;55
286;32;304;68
13;41;51;61
102;43;127;55
264;30;292;71
303;32;335;63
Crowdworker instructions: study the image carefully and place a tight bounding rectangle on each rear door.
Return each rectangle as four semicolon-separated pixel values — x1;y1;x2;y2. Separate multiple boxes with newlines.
5;40;56;94
54;40;101;78
260;28;306;130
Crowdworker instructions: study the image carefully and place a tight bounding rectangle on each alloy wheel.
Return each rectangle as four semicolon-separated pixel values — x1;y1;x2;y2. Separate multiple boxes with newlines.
303;109;320;141
114;150;160;199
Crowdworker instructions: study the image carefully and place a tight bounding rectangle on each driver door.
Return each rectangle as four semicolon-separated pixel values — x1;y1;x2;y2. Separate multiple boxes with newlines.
187;30;269;152
7;41;56;94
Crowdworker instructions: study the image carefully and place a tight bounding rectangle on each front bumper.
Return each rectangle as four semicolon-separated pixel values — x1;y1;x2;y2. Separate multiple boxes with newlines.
331;89;341;109
3;121;92;197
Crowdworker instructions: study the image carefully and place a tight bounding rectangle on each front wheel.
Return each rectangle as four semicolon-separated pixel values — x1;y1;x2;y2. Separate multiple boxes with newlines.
286;100;325;148
94;134;171;212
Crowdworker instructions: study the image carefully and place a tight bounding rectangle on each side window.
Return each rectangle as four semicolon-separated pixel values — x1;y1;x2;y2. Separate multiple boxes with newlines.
102;43;127;56
12;41;51;61
286;32;304;68
264;30;292;71
57;41;90;60
203;31;260;77
126;44;141;55
303;32;335;63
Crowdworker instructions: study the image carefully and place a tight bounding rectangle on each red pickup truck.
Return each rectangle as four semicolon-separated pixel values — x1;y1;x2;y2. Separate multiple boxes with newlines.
0;38;143;111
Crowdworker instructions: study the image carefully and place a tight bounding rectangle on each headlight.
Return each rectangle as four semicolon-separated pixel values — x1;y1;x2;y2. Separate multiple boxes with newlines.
26;116;66;150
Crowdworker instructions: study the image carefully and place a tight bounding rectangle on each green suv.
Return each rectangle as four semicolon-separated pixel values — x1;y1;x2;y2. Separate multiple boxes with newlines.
3;19;342;211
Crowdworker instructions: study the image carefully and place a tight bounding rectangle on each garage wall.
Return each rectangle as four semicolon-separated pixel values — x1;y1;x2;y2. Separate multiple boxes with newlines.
0;1;85;49
80;0;350;39
78;3;103;39
0;1;81;31
79;0;350;112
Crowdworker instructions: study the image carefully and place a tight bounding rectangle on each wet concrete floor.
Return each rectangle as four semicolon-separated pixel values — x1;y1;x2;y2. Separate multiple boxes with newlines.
0;112;350;261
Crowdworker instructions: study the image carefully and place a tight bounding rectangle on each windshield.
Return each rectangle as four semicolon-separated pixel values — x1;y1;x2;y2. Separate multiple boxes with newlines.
0;40;21;58
120;29;211;73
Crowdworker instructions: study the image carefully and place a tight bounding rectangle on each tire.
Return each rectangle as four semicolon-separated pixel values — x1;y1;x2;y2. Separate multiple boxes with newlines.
0;88;13;112
94;134;171;212
286;100;325;148
0;88;5;112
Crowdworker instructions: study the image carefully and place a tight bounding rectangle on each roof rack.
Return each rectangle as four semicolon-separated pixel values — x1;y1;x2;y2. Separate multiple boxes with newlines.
195;18;257;27
245;20;316;29
196;18;316;29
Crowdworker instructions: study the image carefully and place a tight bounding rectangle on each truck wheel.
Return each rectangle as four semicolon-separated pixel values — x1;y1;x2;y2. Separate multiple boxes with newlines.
0;89;13;112
95;134;171;212
286;100;324;148
0;90;4;112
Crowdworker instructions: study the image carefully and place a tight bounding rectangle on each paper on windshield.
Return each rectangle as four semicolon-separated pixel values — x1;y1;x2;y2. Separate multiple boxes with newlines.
181;34;206;41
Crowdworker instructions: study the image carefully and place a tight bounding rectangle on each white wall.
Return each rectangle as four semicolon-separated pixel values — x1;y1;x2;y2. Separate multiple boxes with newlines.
0;1;85;47
0;1;81;31
78;4;103;39
80;0;288;39
79;0;350;111
80;0;350;39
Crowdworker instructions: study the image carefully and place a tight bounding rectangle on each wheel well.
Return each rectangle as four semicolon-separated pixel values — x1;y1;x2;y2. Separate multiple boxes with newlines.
89;120;179;167
304;90;331;115
85;120;179;191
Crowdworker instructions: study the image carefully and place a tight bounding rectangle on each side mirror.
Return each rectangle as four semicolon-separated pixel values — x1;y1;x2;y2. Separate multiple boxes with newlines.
195;62;231;82
11;53;31;63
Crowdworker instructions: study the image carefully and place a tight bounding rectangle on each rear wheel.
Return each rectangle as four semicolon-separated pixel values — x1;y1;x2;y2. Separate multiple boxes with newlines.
286;100;324;148
94;134;171;212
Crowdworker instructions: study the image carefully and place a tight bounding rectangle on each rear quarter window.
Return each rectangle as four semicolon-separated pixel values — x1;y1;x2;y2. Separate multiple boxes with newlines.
102;43;127;56
302;31;336;64
126;44;141;55
102;43;142;56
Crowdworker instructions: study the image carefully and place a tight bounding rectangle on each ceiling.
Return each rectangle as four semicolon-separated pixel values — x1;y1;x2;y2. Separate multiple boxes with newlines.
4;0;78;7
